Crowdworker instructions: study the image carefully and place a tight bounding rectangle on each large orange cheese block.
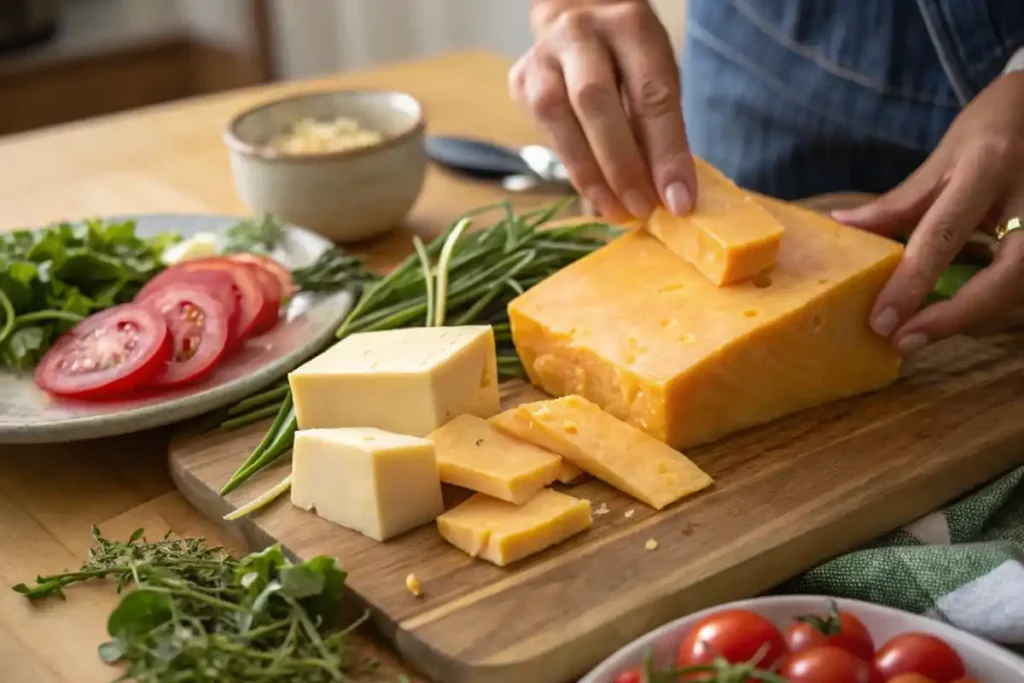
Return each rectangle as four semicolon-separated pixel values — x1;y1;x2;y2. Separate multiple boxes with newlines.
508;195;904;450
647;161;785;286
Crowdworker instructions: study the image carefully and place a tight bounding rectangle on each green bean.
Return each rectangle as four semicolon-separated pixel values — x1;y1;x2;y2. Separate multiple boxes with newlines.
220;404;280;430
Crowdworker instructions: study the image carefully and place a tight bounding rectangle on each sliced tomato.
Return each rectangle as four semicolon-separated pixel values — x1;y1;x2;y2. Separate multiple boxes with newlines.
174;257;274;341
34;304;171;399
141;285;230;388
136;269;241;348
242;263;283;335
226;252;295;297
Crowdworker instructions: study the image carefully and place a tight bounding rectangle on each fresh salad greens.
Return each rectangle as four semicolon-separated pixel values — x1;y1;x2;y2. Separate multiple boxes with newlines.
216;200;621;504
0;218;179;371
14;527;367;682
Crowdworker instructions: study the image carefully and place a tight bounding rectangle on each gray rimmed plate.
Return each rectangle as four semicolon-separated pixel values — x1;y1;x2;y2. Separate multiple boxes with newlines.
0;214;354;444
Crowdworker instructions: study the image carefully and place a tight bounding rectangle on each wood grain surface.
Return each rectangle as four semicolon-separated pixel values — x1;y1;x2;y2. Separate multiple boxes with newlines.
170;300;1024;682
0;50;556;683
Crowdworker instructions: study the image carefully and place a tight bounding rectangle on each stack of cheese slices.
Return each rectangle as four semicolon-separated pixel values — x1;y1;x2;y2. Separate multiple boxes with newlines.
284;157;907;568
286;324;713;567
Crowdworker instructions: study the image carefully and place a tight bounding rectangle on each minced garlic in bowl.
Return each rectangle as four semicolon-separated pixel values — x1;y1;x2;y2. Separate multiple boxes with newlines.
269;116;384;155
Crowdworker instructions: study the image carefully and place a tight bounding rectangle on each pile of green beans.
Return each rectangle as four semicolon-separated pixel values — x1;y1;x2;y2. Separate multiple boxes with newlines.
217;201;620;500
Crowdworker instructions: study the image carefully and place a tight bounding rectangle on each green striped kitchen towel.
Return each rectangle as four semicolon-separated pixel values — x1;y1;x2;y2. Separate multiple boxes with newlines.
783;465;1024;643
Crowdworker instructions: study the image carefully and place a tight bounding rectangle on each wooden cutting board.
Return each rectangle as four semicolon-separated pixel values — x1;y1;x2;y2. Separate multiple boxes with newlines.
169;312;1024;683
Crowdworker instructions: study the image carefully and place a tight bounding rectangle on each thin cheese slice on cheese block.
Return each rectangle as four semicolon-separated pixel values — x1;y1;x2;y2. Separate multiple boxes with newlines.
509;196;903;450
489;408;589;484
291;428;444;542
647;165;785;286
517;396;713;509
437;489;592;566
428;414;562;504
288;326;499;436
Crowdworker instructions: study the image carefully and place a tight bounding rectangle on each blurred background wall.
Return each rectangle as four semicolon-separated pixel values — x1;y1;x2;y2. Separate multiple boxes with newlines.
0;0;685;136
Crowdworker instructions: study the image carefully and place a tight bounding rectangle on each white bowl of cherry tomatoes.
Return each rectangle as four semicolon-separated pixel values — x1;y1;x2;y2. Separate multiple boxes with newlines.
582;595;1023;683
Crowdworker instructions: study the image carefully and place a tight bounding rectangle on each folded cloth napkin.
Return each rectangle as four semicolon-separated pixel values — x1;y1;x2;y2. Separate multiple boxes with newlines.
783;465;1024;644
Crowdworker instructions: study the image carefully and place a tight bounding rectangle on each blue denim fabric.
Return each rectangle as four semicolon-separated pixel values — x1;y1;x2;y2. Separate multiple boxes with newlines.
681;0;1024;200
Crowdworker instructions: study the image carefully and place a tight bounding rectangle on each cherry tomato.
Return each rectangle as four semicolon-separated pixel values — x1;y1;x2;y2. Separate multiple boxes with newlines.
786;603;875;662
950;678;980;683
779;646;873;683
874;633;966;683
141;285;230;388
612;668;644;683
676;609;788;674
175;258;275;341
34;304;172;399
226;252;295;297
887;674;938;683
137;269;241;348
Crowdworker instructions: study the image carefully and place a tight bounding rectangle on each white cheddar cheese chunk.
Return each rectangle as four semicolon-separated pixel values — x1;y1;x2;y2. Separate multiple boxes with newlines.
291;427;444;542
288;326;500;436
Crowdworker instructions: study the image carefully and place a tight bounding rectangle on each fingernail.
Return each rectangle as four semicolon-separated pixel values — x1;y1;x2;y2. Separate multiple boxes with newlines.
871;307;899;337
665;182;692;215
622;189;654;219
896;333;929;356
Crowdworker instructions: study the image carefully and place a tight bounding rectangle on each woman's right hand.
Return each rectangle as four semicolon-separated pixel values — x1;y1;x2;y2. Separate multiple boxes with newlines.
509;0;695;221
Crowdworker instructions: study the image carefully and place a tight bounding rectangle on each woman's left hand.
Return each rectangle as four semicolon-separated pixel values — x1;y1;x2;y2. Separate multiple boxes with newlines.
832;72;1024;356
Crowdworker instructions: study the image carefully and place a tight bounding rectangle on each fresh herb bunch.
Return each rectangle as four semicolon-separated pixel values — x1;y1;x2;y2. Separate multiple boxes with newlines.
292;248;378;294
216;200;620;509
0;218;179;370
14;527;365;682
223;214;287;256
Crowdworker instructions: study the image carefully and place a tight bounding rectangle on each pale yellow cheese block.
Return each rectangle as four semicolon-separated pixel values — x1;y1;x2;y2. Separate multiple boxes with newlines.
291;428;444;542
647;162;785;286
437;488;592;566
509;196;903;450
428;415;562;504
288;326;500;436
489;408;589;484
517;396;713;510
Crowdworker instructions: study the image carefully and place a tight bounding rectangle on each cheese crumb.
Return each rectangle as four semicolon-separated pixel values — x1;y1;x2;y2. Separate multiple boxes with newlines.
406;573;423;597
562;420;579;434
624;509;635;519
644;538;658;551
593;502;609;516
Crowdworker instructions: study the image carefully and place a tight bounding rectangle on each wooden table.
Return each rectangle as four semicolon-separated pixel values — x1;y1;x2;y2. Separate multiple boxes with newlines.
0;50;563;683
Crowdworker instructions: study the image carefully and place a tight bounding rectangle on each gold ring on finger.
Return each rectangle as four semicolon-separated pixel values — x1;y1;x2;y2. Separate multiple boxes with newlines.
995;216;1024;242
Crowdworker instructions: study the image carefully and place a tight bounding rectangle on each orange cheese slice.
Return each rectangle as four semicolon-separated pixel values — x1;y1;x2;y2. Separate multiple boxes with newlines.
646;161;785;286
508;195;903;450
437;488;592;566
515;396;713;510
428;414;561;504
489;407;589;484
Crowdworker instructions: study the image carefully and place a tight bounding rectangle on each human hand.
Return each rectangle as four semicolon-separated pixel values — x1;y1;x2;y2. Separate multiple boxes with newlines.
833;72;1024;355
509;0;695;221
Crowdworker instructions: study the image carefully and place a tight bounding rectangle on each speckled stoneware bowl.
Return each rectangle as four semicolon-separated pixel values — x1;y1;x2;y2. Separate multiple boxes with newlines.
224;90;427;243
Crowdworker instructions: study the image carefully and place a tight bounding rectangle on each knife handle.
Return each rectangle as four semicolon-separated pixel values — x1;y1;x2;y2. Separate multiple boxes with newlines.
426;135;533;180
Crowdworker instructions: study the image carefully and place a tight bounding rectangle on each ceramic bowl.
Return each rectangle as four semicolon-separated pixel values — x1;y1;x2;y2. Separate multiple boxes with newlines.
582;595;1024;682
224;90;427;243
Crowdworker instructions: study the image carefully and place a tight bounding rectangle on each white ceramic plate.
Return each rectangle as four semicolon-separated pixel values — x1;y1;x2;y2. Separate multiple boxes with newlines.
582;595;1024;682
0;214;354;443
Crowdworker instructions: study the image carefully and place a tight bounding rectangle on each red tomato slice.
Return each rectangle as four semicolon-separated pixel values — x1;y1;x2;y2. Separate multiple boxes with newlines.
786;603;875;662
137;269;241;348
676;609;788;675
226;253;295;297
141;285;230;388
874;633;966;683
34;304;172;399
174;258;274;341
779;646;873;683
242;263;283;335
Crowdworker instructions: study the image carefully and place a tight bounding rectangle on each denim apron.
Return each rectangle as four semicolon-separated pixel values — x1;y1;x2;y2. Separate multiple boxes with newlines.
681;0;1024;200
